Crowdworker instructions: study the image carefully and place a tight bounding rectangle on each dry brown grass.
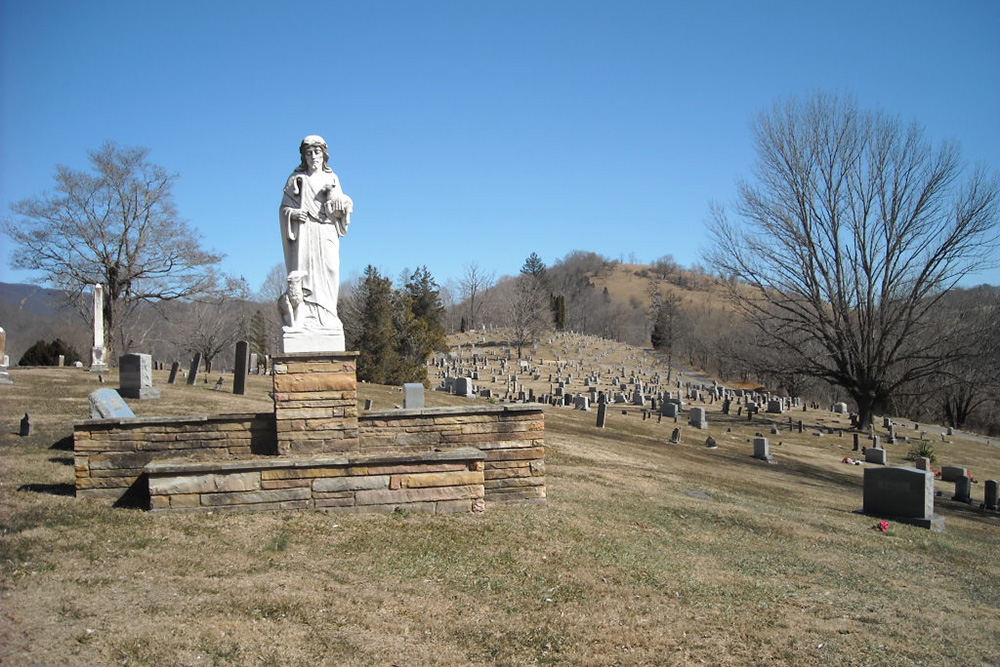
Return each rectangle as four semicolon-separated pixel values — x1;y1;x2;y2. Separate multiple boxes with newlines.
1;362;998;666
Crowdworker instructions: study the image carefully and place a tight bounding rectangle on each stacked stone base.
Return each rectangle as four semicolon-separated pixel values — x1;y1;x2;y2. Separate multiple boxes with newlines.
73;352;546;513
147;448;486;514
273;352;359;455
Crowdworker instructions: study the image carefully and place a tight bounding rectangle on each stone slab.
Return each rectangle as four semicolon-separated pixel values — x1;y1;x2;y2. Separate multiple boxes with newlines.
88;388;136;419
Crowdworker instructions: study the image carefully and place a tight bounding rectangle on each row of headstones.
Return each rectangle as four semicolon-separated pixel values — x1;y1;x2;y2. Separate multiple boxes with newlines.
864;466;1000;529
118;341;265;400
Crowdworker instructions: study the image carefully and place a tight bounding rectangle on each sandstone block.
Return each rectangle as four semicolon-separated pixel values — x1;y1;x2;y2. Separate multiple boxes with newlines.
436;499;474;514
167;493;200;508
261;467;346;480
488;447;545;461
355;484;483;506
200;487;311;506
149;471;261;496
313;475;390;493
402;470;484;488
273;373;357;394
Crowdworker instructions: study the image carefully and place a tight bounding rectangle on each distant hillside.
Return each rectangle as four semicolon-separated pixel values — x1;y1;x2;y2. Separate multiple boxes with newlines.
0;283;90;363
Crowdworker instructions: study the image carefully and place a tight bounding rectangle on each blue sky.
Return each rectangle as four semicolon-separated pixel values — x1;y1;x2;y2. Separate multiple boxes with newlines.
2;0;999;294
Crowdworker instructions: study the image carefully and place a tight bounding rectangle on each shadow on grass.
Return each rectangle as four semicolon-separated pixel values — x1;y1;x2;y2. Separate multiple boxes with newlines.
49;456;73;465
49;435;74;451
18;482;75;496
114;474;150;510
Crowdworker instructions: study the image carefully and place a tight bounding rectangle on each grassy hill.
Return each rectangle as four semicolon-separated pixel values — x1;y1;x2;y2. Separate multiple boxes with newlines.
1;335;997;665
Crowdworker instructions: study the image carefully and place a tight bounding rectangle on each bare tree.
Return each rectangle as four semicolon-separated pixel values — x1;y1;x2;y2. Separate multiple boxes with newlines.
458;262;495;331
4;142;224;358
505;274;550;358
177;278;252;373
707;94;999;428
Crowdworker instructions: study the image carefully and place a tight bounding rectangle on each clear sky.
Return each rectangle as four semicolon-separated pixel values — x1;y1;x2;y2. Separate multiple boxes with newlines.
2;0;999;294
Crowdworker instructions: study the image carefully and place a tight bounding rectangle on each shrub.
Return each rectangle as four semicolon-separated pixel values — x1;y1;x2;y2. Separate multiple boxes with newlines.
18;339;82;366
905;441;936;464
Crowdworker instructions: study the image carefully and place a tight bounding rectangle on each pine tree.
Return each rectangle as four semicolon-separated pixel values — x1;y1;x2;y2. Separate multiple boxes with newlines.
249;310;268;356
350;265;399;384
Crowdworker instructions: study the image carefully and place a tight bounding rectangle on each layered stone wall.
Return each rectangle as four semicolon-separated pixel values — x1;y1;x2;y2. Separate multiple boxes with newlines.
146;448;486;514
73;365;546;509
74;413;275;501
360;405;546;503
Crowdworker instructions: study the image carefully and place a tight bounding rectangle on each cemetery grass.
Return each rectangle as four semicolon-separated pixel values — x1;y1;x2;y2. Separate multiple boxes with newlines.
2;367;999;666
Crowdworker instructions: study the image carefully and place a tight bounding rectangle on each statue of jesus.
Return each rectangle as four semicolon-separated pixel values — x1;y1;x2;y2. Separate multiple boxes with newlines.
278;135;353;352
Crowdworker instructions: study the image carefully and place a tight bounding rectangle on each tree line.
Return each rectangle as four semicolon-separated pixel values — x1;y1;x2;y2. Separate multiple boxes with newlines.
5;94;998;433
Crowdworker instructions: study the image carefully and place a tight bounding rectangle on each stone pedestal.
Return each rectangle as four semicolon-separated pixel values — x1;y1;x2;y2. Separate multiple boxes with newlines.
281;320;345;354
272;352;359;456
90;346;109;373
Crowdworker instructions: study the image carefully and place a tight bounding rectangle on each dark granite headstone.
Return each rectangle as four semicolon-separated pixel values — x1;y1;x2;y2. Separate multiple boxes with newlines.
19;413;32;436
233;341;250;395
863;466;943;531
119;353;160;399
186;352;202;386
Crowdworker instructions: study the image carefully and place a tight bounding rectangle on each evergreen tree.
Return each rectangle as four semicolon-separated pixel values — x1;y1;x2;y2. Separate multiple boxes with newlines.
249;310;268;356
350;265;399;384
552;294;567;330
521;252;547;281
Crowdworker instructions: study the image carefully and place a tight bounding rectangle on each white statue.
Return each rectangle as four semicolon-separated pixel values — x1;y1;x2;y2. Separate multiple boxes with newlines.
279;135;353;352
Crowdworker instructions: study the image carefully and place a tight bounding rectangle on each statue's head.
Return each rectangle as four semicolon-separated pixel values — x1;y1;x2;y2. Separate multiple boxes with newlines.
297;135;332;173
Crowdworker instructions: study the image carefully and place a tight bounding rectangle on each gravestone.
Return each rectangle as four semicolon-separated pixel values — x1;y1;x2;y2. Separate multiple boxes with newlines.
688;407;707;429
453;377;474;398
233;340;250;395
89;284;109;372
661;402;679;418
865;447;888;465
952;475;972;503
863;466;943;530
249;352;259;374
403;383;425;409
833;402;848;414
213;377;224;391
89;388;136;419
940;466;968;483
0;327;11;384
753;437;772;462
119;353;160;399
19;413;32;436
167;361;180;384
596;402;607;428
914;456;931;471
670;427;682;444
766;399;783;414
363;398;373;410
574;395;591;411
983;480;998;511
705;436;717;449
186;353;202;386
